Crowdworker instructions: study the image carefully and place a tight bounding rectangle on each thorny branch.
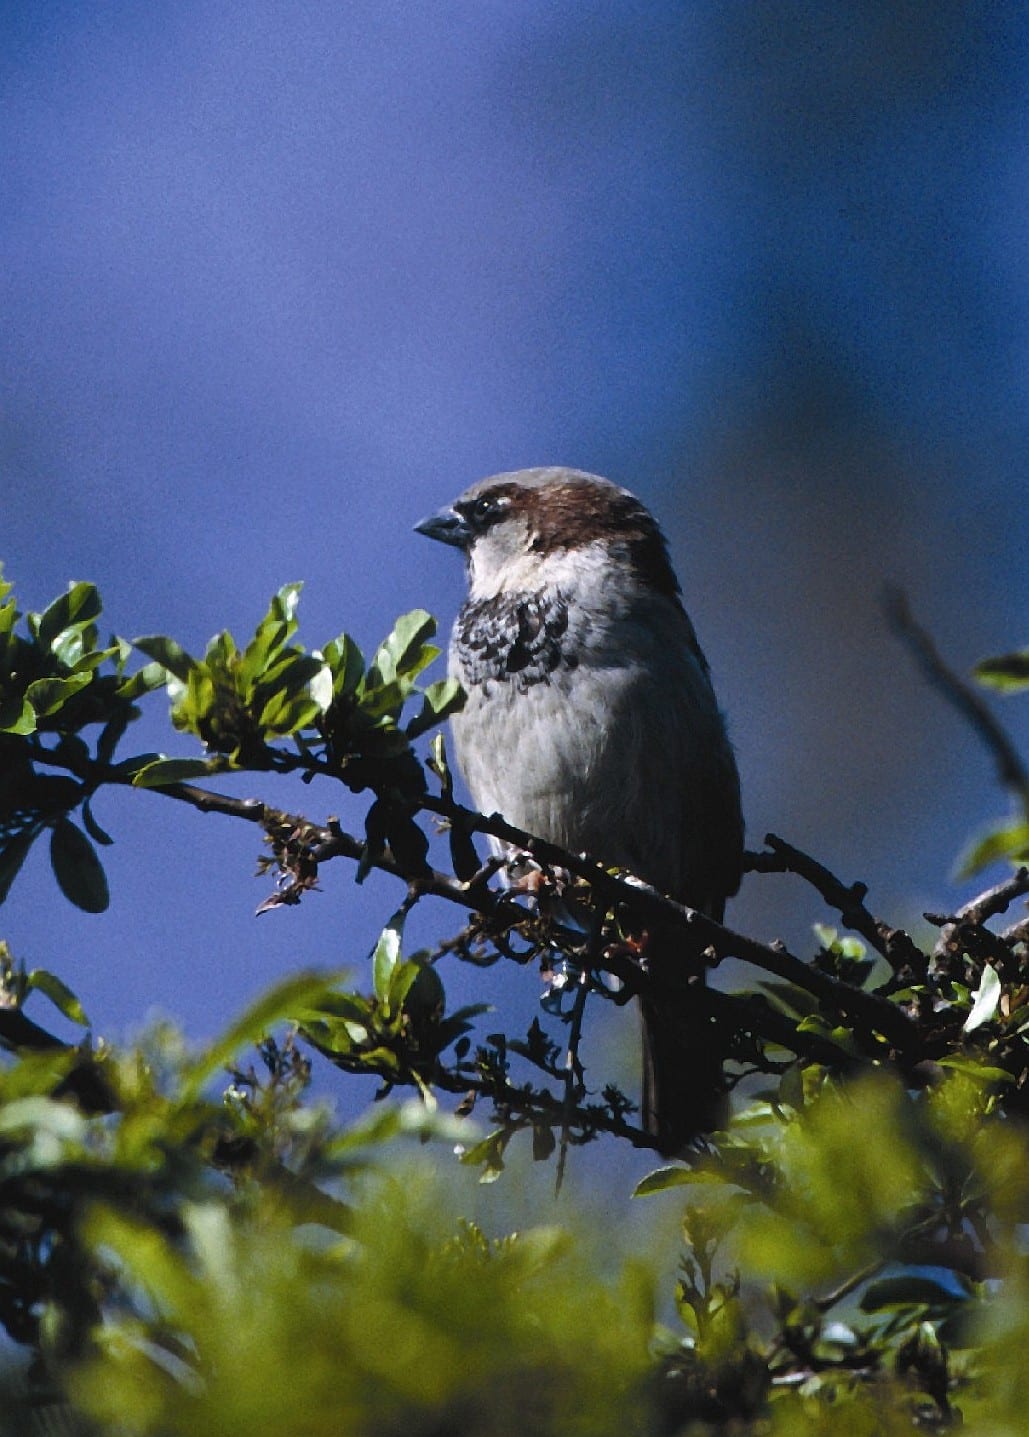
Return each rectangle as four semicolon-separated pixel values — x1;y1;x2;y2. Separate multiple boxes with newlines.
14;658;1029;1147
927;865;1029;971
146;775;928;1056
748;833;928;980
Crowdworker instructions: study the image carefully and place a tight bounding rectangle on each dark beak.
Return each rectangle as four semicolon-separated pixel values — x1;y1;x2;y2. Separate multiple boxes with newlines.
414;505;470;549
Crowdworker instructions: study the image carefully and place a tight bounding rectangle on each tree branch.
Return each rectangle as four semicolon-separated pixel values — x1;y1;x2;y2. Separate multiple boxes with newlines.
748;833;927;978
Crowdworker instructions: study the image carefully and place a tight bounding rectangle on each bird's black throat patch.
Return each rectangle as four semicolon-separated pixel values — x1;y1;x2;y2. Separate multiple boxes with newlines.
454;591;573;692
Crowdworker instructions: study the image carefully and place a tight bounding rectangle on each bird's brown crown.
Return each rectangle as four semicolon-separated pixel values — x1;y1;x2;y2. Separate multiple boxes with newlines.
454;468;681;599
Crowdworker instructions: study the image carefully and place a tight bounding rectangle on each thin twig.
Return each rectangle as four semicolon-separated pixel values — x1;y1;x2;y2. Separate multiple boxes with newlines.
886;588;1029;808
129;777;926;1055
947;866;1029;927
555;909;604;1196
926;866;1029;968
555;965;590;1197
750;833;927;977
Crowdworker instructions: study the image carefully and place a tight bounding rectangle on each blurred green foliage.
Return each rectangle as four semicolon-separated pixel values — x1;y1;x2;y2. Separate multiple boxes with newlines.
1;569;1028;1434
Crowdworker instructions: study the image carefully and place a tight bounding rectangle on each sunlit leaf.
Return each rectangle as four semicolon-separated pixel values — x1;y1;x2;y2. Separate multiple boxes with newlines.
406;678;465;738
309;662;334;713
132;757;220;787
115;660;169;700
368;610;436;686
371;911;406;1008
36;581;102;650
974;649;1029;693
132;634;198;683
963;963;1002;1033
321;633;365;697
0;694;36;734
936;1056;1013;1084
956;818;1029;877
633;1165;712;1196
26;968;90;1027
25;672;93;717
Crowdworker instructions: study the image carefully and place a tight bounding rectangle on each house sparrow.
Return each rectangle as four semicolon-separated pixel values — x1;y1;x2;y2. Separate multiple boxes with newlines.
416;467;743;1151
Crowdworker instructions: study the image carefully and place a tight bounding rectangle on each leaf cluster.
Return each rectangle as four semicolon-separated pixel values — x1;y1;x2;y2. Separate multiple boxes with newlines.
0;571;166;911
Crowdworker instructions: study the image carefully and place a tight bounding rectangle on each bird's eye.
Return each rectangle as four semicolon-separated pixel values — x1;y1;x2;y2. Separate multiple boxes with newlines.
465;493;509;527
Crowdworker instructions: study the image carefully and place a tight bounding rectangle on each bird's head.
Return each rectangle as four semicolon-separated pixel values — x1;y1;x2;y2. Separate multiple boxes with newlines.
415;467;679;602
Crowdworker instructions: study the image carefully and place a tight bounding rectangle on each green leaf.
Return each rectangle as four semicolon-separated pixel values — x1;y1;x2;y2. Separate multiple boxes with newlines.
132;634;198;683
633;1165;711;1197
203;629;238;668
26;969;90;1027
936;1056;1013;1084
36;582;102;650
257;690;321;736
0;597;19;638
974;649;1029;693
795;1013;862;1055
956;818;1029;877
70;645;120;674
813;923;866;961
355;677;409;722
25;672;93;717
406;678;465;739
49;818;109;912
385;958;426;1012
239;584;304;679
755;980;820;1019
369;610;436;686
173;668;217;732
309;662;334;713
270;580;303;626
183;969;346;1098
459;1127;511;1183
963;964;1003;1033
0;694;36;734
115;660;169;700
132;757;219;787
322;633;365;697
371;911;406;1008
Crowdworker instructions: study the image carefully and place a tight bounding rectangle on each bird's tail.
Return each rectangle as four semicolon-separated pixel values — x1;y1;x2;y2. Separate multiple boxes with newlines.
640;967;727;1155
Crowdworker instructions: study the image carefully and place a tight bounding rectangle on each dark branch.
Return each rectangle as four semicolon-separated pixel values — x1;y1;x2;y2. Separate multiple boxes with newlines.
749;833;928;978
945;865;1029;927
127;777;928;1057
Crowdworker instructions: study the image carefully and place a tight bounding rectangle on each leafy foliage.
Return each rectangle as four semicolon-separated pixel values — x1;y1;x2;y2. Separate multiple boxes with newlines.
0;568;1028;1433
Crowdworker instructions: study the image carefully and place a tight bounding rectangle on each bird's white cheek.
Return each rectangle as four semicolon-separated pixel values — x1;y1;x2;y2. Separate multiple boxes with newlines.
467;538;615;604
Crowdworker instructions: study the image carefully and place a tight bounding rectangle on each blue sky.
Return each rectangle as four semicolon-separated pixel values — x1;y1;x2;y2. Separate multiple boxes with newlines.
2;2;1027;1190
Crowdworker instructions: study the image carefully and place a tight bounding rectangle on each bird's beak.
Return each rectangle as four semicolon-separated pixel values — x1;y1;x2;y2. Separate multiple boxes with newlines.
414;505;471;549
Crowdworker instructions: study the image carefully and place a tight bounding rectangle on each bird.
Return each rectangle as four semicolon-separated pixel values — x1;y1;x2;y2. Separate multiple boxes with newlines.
415;467;743;1152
